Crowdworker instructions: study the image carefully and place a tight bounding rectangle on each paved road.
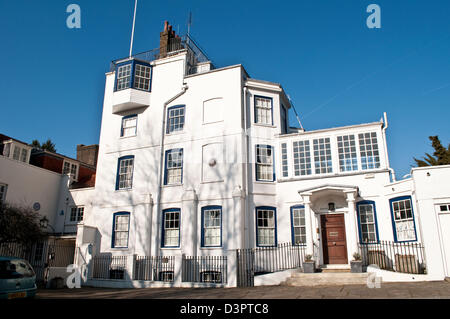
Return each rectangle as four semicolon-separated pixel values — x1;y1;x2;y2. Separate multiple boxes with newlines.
36;281;450;299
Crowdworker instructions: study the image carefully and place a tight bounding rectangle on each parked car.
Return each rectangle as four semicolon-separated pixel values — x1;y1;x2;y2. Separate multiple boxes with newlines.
0;257;37;299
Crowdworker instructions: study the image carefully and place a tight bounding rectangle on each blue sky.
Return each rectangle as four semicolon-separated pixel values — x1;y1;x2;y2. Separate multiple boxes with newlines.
1;0;449;179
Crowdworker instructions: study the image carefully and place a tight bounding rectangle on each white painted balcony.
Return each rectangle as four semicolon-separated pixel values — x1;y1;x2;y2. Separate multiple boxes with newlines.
112;88;150;114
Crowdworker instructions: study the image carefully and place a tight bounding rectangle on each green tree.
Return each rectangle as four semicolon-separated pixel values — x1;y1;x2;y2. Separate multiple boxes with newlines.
414;136;450;167
31;138;56;153
0;203;45;245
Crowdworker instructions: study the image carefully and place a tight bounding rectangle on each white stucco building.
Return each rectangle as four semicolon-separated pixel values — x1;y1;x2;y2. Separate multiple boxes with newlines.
10;22;448;288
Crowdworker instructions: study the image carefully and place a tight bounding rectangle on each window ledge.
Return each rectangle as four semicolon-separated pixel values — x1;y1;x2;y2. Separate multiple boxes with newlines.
160;247;181;250
253;123;276;128
162;183;183;188
166;131;185;137
119;135;137;139
255;180;275;184
200;180;224;184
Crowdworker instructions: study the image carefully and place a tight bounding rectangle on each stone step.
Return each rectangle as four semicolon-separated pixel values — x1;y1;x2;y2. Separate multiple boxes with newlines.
283;272;369;287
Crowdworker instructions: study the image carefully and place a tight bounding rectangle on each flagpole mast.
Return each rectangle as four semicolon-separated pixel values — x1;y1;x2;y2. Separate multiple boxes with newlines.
129;0;138;58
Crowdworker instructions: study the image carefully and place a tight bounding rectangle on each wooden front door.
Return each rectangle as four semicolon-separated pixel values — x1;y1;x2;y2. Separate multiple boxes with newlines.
321;214;348;264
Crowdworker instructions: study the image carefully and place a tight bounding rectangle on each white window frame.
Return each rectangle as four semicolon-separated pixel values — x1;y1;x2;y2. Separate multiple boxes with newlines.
313;137;333;174
359;132;380;170
202;207;222;247
70;206;84;223
391;197;416;242
281;143;289;178
163;210;180;247
121;115;138;137
12;145;21;161
113;213;130;248
337;134;358;172
165;149;183;185
256;208;276;247
256;145;274;182
117;157;134;190
166;106;185;134
63;160;79;181
291;207;306;245
293;140;312;176
358;203;378;243
133;64;151;91
254;96;273;125
116;64;132;91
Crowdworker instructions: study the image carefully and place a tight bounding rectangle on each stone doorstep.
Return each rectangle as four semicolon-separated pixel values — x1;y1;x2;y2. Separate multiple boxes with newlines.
283;273;369;287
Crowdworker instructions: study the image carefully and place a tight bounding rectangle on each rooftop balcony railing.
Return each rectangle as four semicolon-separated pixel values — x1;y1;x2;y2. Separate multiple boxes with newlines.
109;34;213;75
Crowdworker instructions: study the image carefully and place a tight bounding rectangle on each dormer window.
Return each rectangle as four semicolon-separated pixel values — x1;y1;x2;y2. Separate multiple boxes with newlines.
63;161;79;181
114;60;152;92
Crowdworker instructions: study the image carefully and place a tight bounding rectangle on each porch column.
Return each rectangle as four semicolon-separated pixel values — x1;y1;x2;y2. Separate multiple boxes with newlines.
345;190;359;263
300;192;314;256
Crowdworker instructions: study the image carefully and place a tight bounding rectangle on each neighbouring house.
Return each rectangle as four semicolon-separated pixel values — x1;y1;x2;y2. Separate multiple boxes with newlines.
0;134;98;283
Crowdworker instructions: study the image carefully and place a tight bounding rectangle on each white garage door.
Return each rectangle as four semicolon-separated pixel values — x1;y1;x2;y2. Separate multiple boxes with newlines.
437;204;450;277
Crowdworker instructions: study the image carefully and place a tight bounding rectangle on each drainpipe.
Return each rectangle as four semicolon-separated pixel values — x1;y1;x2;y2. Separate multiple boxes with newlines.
154;84;189;256
382;112;396;182
242;85;250;248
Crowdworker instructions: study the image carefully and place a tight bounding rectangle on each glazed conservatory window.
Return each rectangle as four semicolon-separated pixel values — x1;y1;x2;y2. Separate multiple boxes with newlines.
359;132;380;170
202;206;222;247
254;96;272;125
337;135;358;172
117;156;134;190
166;106;185;134
165;149;183;185
313;138;332;174
391;197;416;242
133;64;151;91
113;213;130;248
293;140;312;176
256;145;274;181
281;143;289;177
162;209;180;247
121;115;137;137
357;203;378;243
256;208;276;246
291;206;306;245
116;64;132;91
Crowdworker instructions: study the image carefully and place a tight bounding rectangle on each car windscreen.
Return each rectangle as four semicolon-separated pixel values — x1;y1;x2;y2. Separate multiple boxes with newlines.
0;259;35;279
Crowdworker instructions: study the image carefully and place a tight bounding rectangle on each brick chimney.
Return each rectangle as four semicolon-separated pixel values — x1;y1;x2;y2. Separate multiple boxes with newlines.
76;144;99;167
159;20;182;59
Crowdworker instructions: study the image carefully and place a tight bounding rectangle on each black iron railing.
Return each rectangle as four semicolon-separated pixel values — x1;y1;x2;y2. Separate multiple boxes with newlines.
182;255;227;284
359;241;426;274
134;256;175;282
109;34;212;75
91;255;127;280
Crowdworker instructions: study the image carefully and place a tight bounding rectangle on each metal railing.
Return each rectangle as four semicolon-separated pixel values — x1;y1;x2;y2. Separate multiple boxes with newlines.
253;242;307;274
182;255;227;284
109;34;212;75
91;255;128;280
359;241;426;274
134;256;175;282
236;242;306;287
